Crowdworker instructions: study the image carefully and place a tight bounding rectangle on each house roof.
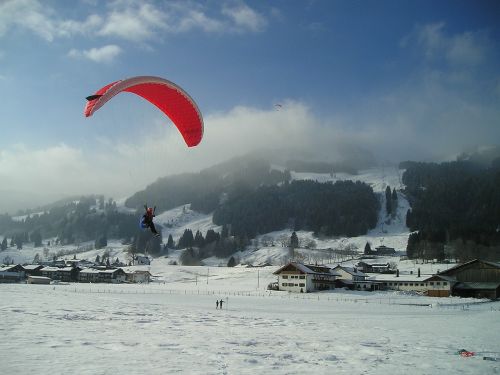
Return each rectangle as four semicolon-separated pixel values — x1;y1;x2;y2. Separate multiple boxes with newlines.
438;259;500;276
423;274;457;283
333;265;367;277
22;264;44;270
273;262;340;276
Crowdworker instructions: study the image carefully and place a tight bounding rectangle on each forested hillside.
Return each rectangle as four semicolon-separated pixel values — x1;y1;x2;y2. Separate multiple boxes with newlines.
213;180;379;238
402;160;500;261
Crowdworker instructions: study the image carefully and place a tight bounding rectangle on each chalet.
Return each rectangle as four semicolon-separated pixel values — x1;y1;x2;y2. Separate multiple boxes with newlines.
98;268;126;283
22;264;44;277
357;261;392;273
0;264;25;282
375;245;396;255
124;269;151;283
40;266;80;282
437;259;500;299
79;268;100;283
273;262;340;293
332;265;380;291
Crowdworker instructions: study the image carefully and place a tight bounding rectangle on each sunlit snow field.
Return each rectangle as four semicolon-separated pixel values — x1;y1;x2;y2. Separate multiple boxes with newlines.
2;271;499;375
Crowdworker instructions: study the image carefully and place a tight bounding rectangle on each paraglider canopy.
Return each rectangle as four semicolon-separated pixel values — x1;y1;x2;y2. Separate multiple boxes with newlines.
84;76;203;147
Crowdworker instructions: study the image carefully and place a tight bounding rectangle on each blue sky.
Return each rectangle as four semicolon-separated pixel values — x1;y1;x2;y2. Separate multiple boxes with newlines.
0;0;499;212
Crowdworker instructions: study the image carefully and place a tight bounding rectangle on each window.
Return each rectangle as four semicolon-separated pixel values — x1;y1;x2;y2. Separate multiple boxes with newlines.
299;276;305;279
282;283;286;287
429;282;434;286
443;282;447;286
282;275;288;279
436;282;441;286
299;283;305;287
409;283;413;286
404;283;408;286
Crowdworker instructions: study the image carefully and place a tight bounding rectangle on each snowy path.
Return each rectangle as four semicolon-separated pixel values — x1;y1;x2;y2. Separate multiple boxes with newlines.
1;284;499;375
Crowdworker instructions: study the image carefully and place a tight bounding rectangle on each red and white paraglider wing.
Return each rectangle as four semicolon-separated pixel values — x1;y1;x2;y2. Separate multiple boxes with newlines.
84;76;203;147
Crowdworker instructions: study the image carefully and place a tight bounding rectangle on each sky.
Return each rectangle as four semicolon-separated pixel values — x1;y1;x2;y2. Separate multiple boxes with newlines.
0;0;499;213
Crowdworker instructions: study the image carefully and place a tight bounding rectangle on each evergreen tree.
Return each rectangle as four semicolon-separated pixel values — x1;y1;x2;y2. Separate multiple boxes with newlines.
364;242;372;255
194;230;205;248
290;231;299;249
1;238;7;251
385;186;392;215
177;229;194;249
95;254;101;264
33;253;40;263
167;234;175;249
227;256;236;267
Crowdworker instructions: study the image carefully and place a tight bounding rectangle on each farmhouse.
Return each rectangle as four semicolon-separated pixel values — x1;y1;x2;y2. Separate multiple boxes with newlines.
124;269;152;283
332;265;380;290
40;266;80;282
22;264;44;277
375;245;396;255
273;262;340;293
0;264;25;283
356;261;392;273
79;268;127;283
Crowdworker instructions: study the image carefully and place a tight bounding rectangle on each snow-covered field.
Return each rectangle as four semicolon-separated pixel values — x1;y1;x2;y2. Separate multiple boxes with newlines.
2;166;499;373
1;267;499;375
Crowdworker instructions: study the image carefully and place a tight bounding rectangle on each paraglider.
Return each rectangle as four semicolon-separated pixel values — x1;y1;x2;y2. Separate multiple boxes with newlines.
140;205;159;236
84;76;204;147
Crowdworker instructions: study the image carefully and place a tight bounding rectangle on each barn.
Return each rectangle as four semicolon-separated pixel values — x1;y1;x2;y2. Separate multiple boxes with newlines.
437;259;500;299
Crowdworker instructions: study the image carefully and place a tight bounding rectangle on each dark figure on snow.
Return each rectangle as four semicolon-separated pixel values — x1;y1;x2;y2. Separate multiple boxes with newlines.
216;300;219;309
141;205;159;236
219;299;224;309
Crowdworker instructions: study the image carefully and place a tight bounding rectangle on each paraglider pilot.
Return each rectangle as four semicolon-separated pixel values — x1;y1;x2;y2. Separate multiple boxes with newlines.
141;205;159;236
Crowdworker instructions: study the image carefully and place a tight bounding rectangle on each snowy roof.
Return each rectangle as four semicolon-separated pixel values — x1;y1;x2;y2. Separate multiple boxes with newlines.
369;274;431;282
438;259;500;275
273;262;340;276
333;265;367;277
22;264;43;270
80;268;100;274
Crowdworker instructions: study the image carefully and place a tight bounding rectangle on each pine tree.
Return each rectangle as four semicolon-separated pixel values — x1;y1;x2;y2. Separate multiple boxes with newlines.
385;186;392;215
167;234;174;249
290;231;299;249
364;242;372;255
1;238;7;251
227;256;236;267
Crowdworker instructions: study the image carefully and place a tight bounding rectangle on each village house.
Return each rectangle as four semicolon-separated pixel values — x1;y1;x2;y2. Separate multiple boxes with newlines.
124;269;152;283
375;245;396;255
273;262;340;293
40;266;80;282
79;268;126;283
332;265;380;291
0;264;25;283
22;264;44;277
356;261;392;273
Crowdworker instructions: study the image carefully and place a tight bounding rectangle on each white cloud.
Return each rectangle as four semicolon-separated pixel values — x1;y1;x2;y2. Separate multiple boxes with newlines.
68;45;122;63
412;22;488;67
0;0;268;46
222;2;268;33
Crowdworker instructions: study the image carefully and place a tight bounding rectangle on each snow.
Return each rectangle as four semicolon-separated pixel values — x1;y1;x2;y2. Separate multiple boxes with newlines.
1;165;499;373
1;267;499;374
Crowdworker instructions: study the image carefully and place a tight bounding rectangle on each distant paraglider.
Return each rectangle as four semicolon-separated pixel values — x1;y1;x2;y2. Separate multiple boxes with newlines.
274;103;283;111
84;76;204;147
